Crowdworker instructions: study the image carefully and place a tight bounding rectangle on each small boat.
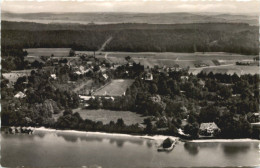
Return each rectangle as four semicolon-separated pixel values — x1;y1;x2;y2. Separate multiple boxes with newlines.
157;138;177;152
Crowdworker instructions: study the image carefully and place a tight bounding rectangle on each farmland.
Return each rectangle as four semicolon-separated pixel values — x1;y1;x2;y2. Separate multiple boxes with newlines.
93;79;134;97
78;51;257;61
200;65;260;76
76;51;259;75
73;108;147;126
25;48;71;57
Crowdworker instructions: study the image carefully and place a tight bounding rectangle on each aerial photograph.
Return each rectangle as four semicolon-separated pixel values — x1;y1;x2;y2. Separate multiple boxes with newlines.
1;1;259;168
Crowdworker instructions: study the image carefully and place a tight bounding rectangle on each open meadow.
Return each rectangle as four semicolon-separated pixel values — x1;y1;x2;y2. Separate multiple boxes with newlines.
2;69;34;85
73;108;147;126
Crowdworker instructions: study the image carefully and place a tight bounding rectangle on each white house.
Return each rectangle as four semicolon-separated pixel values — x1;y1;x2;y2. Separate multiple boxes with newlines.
14;92;26;98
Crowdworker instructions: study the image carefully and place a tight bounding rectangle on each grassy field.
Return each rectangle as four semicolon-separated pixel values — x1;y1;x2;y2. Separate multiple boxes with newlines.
94;79;134;97
2;70;33;84
201;65;259;76
25;48;71;57
73;79;94;94
132;59;216;68
79;51;257;60
73;108;147;126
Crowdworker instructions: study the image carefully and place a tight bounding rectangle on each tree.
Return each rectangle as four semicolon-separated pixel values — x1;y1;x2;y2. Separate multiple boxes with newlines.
199;106;220;123
218;86;232;99
218;112;252;138
144;118;154;134
184;122;199;138
125;56;131;62
14;76;27;91
150;83;158;94
31;60;43;69
69;49;75;57
116;118;125;127
63;109;73;116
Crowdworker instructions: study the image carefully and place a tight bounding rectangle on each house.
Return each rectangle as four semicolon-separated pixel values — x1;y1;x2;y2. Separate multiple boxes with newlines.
199;122;220;136
102;74;109;80
104;96;115;101
14;91;26;98
52;58;59;66
145;73;153;81
247;112;259;123
79;95;93;101
50;74;57;80
74;71;82;75
181;76;189;80
87;61;93;65
198;79;205;88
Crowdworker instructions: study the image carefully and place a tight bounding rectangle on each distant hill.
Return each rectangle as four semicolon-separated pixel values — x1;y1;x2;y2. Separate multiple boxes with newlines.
2;12;258;25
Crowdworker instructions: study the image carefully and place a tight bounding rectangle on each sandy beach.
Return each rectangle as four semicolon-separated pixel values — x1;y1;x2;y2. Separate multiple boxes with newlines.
31;127;260;143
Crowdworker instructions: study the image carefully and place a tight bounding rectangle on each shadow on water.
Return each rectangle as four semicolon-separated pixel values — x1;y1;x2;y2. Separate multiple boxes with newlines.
109;139;125;147
56;132;105;143
222;142;251;156
34;130;146;147
184;142;199;155
109;137;144;148
195;142;219;148
146;140;153;148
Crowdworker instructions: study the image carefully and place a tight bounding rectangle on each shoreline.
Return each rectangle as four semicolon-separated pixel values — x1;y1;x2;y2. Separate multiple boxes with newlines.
4;126;259;143
34;127;178;141
190;139;260;143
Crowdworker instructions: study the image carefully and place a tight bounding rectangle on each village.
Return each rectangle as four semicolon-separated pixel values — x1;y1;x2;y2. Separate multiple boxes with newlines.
2;46;260;141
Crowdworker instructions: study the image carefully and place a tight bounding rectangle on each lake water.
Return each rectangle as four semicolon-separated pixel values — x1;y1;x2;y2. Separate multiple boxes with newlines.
1;129;259;168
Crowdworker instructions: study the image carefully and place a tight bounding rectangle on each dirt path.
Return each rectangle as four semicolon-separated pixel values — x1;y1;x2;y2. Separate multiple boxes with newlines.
98;36;113;51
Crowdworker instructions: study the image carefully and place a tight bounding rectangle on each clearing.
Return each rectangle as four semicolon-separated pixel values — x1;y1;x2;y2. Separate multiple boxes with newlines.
73;108;147;126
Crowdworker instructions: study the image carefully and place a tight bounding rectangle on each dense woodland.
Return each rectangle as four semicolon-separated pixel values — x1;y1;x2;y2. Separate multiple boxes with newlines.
2;21;259;56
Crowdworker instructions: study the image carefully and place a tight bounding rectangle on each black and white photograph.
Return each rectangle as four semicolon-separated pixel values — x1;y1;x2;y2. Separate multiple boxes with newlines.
1;0;260;167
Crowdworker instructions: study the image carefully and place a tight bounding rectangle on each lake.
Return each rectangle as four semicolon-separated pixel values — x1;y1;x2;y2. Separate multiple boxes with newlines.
1;129;259;168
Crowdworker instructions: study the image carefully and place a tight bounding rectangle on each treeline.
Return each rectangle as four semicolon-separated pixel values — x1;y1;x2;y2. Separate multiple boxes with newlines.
1;47;28;71
2;21;258;55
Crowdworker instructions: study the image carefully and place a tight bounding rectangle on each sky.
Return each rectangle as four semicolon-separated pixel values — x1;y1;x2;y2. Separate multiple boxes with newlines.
1;0;260;14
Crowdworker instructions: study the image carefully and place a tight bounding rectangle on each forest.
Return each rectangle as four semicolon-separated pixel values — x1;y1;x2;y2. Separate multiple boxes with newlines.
2;21;259;55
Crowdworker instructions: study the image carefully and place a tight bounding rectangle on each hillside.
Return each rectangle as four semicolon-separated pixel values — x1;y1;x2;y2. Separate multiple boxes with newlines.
2;12;258;25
